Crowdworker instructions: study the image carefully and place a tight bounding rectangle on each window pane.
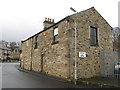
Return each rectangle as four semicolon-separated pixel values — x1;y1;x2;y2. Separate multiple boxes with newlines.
54;28;58;36
90;28;94;36
90;36;94;45
94;28;97;37
90;27;97;36
26;41;28;47
53;27;59;43
36;36;38;42
90;26;98;45
35;36;38;49
54;35;58;42
90;36;97;45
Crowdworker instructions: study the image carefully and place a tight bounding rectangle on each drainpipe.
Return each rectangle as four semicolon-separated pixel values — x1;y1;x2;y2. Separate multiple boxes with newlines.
30;38;33;71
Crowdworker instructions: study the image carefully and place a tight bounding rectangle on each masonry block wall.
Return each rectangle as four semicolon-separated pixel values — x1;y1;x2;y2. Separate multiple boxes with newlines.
21;38;32;70
21;19;71;79
21;7;113;80
69;7;113;78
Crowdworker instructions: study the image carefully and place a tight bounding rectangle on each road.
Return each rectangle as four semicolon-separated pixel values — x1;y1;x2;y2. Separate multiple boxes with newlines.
2;63;88;88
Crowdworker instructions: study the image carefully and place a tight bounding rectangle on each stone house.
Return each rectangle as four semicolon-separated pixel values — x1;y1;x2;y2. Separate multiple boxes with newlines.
11;48;20;60
0;41;11;61
21;7;113;80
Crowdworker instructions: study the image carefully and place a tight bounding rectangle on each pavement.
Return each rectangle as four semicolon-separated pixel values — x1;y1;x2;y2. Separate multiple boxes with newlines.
78;77;120;88
2;63;89;88
17;64;120;88
17;66;120;88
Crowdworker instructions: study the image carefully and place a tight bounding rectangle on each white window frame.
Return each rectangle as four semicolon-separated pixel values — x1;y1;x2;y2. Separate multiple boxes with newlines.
26;41;29;47
53;27;58;42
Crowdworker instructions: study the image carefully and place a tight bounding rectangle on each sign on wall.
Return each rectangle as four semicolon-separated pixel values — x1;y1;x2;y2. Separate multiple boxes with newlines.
79;52;86;58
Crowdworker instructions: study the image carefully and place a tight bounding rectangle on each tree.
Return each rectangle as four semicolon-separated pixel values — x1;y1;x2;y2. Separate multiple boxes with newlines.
113;27;120;50
118;35;120;49
9;42;18;52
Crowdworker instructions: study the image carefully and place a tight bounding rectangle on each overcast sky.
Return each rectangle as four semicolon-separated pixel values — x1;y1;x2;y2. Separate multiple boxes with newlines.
0;0;119;42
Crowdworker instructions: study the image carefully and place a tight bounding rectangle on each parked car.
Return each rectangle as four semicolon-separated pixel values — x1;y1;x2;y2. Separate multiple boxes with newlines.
114;62;120;78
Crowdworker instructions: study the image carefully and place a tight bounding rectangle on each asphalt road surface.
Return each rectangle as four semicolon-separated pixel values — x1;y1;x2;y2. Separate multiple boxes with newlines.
2;63;88;88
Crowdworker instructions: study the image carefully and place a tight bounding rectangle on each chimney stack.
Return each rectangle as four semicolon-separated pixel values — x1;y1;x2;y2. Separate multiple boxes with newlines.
43;17;55;29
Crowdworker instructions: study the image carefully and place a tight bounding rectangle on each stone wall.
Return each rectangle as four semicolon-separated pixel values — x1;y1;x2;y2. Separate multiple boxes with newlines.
69;7;113;78
21;38;32;70
11;49;20;59
21;19;71;79
100;50;118;77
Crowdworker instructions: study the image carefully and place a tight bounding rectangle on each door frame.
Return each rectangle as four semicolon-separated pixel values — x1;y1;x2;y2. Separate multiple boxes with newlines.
41;53;44;72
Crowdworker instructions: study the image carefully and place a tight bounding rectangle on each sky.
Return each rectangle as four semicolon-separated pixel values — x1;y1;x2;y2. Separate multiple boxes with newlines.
0;0;119;42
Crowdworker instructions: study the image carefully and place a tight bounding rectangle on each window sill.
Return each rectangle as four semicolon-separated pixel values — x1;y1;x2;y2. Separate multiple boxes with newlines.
90;44;99;47
34;48;38;51
51;41;59;45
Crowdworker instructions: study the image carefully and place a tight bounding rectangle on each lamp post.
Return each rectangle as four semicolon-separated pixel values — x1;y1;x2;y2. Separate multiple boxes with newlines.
70;7;78;85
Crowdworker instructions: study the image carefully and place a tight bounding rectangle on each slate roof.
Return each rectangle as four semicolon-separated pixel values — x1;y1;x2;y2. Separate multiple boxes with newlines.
0;41;10;50
22;7;112;42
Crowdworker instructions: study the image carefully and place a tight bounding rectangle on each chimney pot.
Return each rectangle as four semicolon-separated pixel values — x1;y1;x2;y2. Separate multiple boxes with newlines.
45;17;47;21
46;18;48;22
48;18;50;22
43;17;55;29
50;19;52;22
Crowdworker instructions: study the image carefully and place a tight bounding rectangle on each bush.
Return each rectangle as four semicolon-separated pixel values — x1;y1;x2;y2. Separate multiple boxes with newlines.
6;57;20;62
6;57;11;60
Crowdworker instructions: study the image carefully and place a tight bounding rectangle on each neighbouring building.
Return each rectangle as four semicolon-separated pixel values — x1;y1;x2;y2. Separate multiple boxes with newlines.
113;27;120;42
0;41;11;61
11;48;20;60
113;27;120;60
21;7;113;80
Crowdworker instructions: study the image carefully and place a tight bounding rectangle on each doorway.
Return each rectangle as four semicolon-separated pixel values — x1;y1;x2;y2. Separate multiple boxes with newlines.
41;54;44;72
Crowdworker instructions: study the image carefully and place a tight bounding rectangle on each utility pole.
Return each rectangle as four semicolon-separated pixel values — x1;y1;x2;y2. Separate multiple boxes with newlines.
74;21;77;85
70;7;78;85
